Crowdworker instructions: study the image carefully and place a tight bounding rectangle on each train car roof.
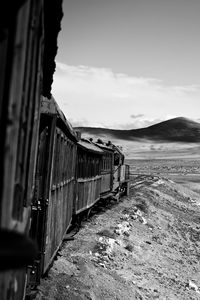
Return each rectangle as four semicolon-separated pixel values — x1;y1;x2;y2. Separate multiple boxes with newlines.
93;142;115;152
41;96;78;141
93;140;125;158
78;139;104;154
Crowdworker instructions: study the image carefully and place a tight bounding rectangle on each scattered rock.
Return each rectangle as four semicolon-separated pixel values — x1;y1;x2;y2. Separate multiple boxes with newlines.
188;280;199;292
115;221;130;235
125;243;134;252
120;214;129;221
145;241;152;245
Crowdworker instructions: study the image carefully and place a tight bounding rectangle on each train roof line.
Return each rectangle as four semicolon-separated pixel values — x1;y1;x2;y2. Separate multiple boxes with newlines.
78;138;104;154
41;96;78;141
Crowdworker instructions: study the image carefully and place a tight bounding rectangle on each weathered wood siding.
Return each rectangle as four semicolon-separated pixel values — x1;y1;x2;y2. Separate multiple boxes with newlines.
0;0;42;230
43;128;77;273
75;176;101;214
43;179;75;271
0;1;43;299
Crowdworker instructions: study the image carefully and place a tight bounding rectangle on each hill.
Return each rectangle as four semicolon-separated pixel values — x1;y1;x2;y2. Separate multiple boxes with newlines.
75;117;200;143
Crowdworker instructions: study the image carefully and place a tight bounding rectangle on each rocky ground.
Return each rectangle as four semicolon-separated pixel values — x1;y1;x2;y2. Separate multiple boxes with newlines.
36;175;200;300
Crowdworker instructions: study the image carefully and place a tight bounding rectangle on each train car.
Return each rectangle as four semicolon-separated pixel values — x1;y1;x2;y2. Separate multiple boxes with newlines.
95;140;115;197
0;1;63;299
28;97;78;289
112;144;130;196
75;139;104;217
93;139;130;198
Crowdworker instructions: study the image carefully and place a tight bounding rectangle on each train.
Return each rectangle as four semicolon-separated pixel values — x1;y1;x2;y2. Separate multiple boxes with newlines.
0;1;130;299
27;96;130;293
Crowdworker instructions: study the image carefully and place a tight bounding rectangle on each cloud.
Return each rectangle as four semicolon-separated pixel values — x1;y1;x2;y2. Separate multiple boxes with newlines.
52;62;200;129
130;114;144;119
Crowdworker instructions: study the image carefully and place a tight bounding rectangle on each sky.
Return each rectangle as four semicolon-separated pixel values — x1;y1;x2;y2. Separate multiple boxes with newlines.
52;0;200;129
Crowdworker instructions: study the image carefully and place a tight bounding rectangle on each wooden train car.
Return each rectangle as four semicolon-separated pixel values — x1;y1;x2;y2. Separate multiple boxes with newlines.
94;140;130;197
112;144;130;195
28;97;78;288
75;139;103;215
0;1;63;299
95;140;114;196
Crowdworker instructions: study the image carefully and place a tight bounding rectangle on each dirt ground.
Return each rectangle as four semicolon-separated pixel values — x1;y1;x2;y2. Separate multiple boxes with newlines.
36;175;200;300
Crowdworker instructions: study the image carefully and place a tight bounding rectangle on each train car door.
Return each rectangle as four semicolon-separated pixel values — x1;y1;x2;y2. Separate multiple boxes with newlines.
27;116;55;288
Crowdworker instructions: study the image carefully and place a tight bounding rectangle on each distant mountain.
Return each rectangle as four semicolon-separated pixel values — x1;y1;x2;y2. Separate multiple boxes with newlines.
75;117;200;143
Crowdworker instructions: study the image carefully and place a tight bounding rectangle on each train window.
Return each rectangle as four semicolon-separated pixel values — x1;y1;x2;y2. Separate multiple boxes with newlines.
92;156;94;177
81;153;84;178
106;155;108;170
97;157;100;174
114;153;120;166
52;130;60;185
67;141;70;179
52;136;57;185
88;156;90;177
88;154;90;177
80;154;83;178
79;152;84;178
85;154;88;178
94;157;96;176
66;139;69;179
64;139;67;180
90;156;93;177
71;144;74;177
57;133;61;183
93;157;95;175
55;133;59;184
79;153;81;178
77;152;80;177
